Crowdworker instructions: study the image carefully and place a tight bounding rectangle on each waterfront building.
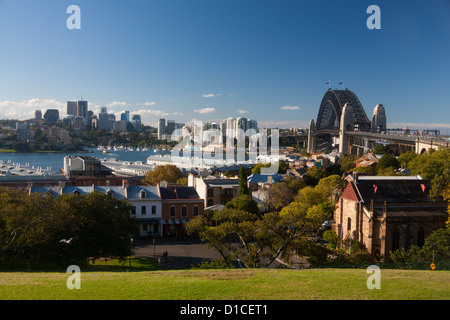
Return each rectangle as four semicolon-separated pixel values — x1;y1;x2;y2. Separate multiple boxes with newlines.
63;156;113;178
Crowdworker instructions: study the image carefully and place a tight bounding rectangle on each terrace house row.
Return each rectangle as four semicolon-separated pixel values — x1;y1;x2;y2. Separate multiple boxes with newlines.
28;182;204;238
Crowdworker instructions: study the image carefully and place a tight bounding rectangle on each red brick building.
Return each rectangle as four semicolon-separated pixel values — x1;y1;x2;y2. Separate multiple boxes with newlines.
159;183;204;237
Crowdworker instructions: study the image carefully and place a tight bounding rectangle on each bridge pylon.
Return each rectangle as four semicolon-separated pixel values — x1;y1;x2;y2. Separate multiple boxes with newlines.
339;103;355;155
307;119;316;154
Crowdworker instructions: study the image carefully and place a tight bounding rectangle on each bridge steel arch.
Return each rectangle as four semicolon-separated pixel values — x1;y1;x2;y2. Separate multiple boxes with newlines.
316;89;371;132
309;89;372;154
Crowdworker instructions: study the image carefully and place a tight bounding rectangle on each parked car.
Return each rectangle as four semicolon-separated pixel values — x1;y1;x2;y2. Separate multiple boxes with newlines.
322;221;332;228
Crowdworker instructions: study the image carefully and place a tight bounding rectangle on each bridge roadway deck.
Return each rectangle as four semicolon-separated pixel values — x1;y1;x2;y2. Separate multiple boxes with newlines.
313;129;449;147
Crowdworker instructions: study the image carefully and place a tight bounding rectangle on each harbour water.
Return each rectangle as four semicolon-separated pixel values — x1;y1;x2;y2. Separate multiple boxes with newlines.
0;148;172;174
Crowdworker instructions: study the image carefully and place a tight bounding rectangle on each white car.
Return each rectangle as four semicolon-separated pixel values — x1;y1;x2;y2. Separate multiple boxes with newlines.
322;221;333;228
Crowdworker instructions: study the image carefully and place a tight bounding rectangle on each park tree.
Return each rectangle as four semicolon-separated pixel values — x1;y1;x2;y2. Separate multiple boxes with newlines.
143;164;185;186
338;154;358;173
56;192;139;265
0;188;139;269
377;153;400;172
186;207;321;269
251;160;289;175
407;148;450;199
265;182;296;212
225;194;259;215
238;165;249;196
0;188;66;268
303;166;327;186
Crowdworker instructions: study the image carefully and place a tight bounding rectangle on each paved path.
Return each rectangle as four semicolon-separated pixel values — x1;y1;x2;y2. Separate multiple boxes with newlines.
132;238;303;270
132;238;224;270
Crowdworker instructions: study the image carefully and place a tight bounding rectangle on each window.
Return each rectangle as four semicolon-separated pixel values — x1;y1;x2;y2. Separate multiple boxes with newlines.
130;207;136;216
142;224;148;231
140;190;146;199
347;217;351;231
152;206;157;215
141;206;147;215
170;206;176;217
182;206;187;217
193;206;199;217
207;189;214;197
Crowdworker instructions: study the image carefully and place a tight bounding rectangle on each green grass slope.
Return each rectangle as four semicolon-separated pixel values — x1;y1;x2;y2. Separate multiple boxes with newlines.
0;268;448;300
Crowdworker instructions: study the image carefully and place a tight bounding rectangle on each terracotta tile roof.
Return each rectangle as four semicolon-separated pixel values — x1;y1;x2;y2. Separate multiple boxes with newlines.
341;181;361;202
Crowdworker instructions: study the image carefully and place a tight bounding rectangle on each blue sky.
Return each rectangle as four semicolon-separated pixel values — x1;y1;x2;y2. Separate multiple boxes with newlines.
0;0;449;130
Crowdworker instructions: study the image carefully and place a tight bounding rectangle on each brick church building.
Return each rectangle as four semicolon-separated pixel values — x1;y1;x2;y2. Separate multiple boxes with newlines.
332;174;448;257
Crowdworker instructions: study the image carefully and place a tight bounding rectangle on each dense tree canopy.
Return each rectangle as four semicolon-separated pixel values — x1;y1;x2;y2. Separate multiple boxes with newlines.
143;164;185;186
0;189;138;270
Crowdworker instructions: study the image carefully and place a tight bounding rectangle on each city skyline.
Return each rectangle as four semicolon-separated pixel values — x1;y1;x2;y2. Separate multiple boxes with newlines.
0;1;449;131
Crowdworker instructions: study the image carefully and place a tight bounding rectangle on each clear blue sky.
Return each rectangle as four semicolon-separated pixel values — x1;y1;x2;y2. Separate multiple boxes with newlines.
0;0;449;130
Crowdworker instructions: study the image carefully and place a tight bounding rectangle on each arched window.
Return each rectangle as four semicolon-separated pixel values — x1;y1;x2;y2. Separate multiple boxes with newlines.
181;206;187;217
193;205;199;217
140;189;146;199
392;228;400;252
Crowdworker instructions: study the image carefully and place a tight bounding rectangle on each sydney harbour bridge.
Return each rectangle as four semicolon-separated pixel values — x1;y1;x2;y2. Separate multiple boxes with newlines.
305;89;449;156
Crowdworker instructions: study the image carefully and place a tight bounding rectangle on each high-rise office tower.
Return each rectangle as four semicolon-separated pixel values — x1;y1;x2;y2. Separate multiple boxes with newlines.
158;119;166;139
67;100;88;119
121;111;130;122
77;100;88;119
34;110;42;120
98;107;110;131
166;120;176;136
132;114;142;132
67;101;78;117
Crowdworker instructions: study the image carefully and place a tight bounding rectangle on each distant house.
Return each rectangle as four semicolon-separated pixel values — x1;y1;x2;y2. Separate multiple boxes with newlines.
29;184;162;237
188;174;239;207
354;152;380;170
159;183;204;237
332;174;448;257
247;173;284;192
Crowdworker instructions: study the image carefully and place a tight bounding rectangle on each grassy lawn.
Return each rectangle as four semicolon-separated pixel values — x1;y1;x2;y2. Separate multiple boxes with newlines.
0;149;17;153
0;267;448;300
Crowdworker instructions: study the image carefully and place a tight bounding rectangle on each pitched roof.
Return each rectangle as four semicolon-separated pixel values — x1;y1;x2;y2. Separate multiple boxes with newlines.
341;181;362;202
356;178;433;204
159;186;200;200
